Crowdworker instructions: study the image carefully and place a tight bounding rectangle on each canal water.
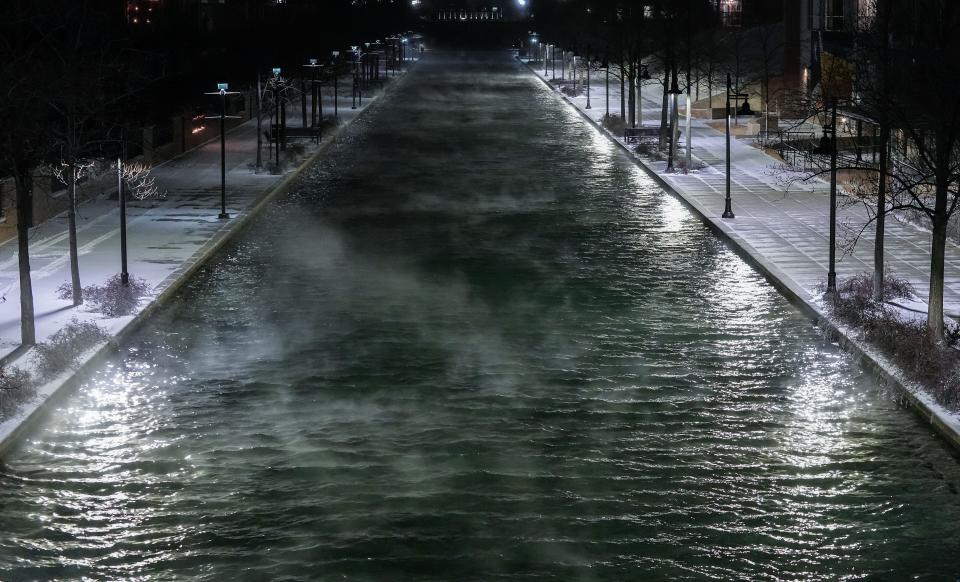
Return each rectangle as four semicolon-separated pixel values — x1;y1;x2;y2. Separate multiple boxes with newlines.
1;51;959;580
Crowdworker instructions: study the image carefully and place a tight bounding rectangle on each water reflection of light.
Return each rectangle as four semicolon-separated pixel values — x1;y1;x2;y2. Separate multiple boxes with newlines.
704;250;770;327
659;194;687;233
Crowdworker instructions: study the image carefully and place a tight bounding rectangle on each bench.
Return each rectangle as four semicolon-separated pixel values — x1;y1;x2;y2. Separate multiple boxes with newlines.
267;125;322;144
623;126;681;144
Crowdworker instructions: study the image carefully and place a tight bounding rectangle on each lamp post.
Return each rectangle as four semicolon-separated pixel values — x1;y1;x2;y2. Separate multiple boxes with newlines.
271;67;283;167
331;51;341;118
826;99;839;294
363;42;371;89
352;46;360;110
544;43;549;77
666;70;681;172
205;83;242;219
723;73;747;219
585;52;592;109
604;55;609;117
304;58;322;129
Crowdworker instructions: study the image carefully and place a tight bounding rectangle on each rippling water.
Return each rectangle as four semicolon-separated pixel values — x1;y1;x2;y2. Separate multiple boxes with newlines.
1;51;959;581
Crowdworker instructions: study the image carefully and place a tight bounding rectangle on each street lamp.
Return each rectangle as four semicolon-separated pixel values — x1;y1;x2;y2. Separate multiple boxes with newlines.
331;51;341;118
723;73;748;219
826;99;839;294
666;72;682;172
351;46;361;109
270;67;284;168
304;58;322;129
585;51;591;109
205;83;242;219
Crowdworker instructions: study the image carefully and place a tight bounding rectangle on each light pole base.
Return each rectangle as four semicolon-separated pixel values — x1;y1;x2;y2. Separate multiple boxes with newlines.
218;213;231;220
722;198;735;219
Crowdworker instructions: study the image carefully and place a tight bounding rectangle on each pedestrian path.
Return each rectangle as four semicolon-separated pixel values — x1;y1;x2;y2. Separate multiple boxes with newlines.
0;64;414;362
526;58;960;317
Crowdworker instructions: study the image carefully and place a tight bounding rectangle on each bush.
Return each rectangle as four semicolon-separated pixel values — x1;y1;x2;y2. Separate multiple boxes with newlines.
33;319;109;380
634;142;654;156
60;275;151;318
0;366;35;421
560;84;584;97
826;273;960;410
602;114;625;135
674;155;705;172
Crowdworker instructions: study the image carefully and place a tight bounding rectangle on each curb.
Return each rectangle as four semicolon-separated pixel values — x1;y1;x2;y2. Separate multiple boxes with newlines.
0;64;418;459
520;57;960;453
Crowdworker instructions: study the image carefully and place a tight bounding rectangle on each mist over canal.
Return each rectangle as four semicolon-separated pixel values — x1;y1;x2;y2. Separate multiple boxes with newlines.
1;51;959;580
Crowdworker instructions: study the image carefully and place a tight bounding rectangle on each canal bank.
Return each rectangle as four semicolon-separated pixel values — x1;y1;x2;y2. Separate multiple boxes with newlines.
0;60;418;458
518;56;960;452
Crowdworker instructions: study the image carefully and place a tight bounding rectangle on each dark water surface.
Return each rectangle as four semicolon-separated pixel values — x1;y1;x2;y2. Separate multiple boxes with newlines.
1;51;959;581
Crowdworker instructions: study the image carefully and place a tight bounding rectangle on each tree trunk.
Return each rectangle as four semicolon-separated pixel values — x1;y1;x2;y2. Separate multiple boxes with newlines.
13;164;35;346
627;62;636;128
707;67;713;110
928;209;947;342
67;161;82;305
872;123;889;301
620;61;626;120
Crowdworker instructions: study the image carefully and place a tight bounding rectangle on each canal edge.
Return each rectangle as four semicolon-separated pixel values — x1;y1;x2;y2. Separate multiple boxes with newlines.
0;65;419;459
520;57;960;453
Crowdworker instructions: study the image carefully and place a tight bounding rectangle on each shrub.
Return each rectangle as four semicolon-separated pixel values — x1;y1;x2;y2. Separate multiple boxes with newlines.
634;142;654;156
825;273;960;411
33;319;109;380
674;155;705;172
60;275;151;318
602;114;625;135
560;84;584;97
0;366;35;421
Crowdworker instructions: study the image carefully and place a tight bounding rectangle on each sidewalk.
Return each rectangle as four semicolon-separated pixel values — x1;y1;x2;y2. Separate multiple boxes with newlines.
0;63;414;362
526;58;960;317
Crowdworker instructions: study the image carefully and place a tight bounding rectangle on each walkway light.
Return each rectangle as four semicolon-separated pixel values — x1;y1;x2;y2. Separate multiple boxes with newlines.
304;58;323;128
204;82;242;219
585;52;592;110
723;73;748;219
332;51;341;118
666;73;682;172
